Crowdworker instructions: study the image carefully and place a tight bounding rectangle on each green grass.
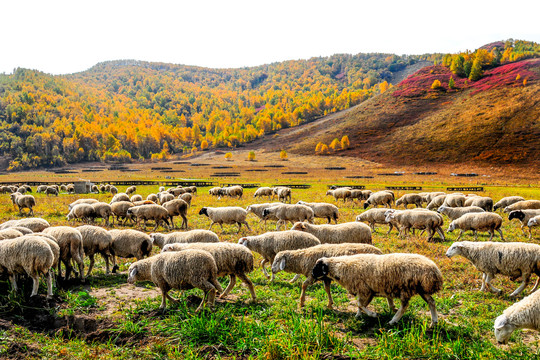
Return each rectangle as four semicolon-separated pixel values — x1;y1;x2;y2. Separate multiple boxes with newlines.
0;178;539;358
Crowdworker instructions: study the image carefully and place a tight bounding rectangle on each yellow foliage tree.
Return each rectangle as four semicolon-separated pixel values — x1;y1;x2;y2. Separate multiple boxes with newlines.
320;144;329;154
315;142;324;153
431;80;442;89
225;152;232;160
379;81;389;94
516;74;521;80
523;78;528;86
280;150;288;161
200;139;209;150
340;135;350;150
248;151;256;161
329;138;340;151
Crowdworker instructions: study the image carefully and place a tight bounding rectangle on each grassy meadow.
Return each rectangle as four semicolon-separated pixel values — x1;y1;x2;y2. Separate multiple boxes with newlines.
0;155;539;359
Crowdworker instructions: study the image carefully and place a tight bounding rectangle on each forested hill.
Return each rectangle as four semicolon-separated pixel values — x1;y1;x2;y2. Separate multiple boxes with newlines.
0;39;537;170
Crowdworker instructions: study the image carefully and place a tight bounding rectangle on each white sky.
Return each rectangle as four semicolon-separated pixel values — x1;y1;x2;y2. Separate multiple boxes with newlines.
1;0;539;75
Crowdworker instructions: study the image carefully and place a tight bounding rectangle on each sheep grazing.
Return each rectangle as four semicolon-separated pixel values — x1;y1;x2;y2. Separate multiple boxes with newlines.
0;237;55;298
109;229;153;272
158;192;175;204
504;200;540;213
208;187;222;197
110;192;130;204
385;210;445;242
363;191;394;209
150;230;219;249
494;289;540;344
442;194;466;208
222;185;243;199
111;201;135;225
246;203;280;228
274;187;292;203
326;188;352;203
147;193;159;203
161;199;189;229
10;192;36;215
254;187;274;200
446;241;540;297
199;207;250;233
356;208;395;234
312;253;443;325
395;194;423;208
437;205;485;220
127;204;171;231
296;201;339;224
494;196;525;211
126;186;137;196
36;185;48;193
291;221;372;244
149;250;222;311
68;198;99;210
238;230;320;281
271;243;382;308
67;203;95;224
427;194;447;211
162;242;256;300
45;186;59;196
43;226;85;282
261;204;314;230
179;193;192;206
130;194;143;203
77;225;116;276
422;192;446;205
91;202;113;226
508;210;540;239
99;184;106;193
463;196;494;212
447;212;504;241
110;186;118;195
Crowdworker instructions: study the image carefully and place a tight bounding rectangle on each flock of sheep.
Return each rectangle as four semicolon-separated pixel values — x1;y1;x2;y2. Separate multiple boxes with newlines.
1;183;540;345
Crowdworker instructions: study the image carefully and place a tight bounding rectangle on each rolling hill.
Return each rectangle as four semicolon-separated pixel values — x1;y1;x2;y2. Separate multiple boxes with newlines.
253;58;540;168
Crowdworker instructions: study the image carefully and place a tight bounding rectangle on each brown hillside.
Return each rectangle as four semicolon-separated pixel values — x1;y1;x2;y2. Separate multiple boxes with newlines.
249;59;540;168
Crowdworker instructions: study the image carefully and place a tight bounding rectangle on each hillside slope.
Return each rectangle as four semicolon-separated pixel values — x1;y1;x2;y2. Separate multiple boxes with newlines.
251;59;540;167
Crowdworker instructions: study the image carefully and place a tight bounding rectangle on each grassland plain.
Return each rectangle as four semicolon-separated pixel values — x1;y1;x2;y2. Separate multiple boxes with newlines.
0;156;539;359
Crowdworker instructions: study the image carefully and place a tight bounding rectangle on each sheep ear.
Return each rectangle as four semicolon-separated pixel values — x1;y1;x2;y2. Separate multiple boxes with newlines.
279;258;286;271
494;315;507;329
129;267;137;278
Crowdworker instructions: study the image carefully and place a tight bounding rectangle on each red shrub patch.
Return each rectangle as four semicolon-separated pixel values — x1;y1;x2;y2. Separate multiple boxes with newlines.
469;58;539;94
392;65;467;97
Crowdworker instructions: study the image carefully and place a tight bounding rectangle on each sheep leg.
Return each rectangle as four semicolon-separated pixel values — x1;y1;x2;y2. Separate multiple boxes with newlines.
46;271;53;299
289;274;300;283
261;259;270;279
510;274;530;297
455;230;463;241
531;276;540;293
388;297;410;325
521;224;526;235
220;275;236;298
497;229;505;241
181;214;188;230
64;259;73;281
9;275;18;292
488;230;493;241
323;279;333;309
86;254;95;277
357;294;377;318
387;297;396;312
195;281;217;312
299;277;315;308
485;273;502;294
159;288;169;310
386;223;392;234
474;230;478;240
480;273;487;291
243;221;251;231
436;227;446;241
420;294;438;325
30;275;40;297
236;223;242;234
208;222;216;231
237;273;256;300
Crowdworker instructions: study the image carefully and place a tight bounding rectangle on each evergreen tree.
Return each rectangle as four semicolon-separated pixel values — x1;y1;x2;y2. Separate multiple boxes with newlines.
448;76;455;89
469;59;483;81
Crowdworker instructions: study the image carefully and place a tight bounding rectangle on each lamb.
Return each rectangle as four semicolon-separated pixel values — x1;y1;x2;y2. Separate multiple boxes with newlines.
77;225;116;276
261;204;314;230
363;191;394;209
130;194;143;202
162;242;256;300
9;192;36;215
246;203;280;228
109;229;153;272
508;210;540;239
127;204;171;231
271;243;382;308
504;200;540;213
238;230;320;281
147;193;159;203
446;241;540;297
312;253;443;325
110;193;130;204
161;199;189;229
494;196;525;211
68;198;99;210
427;194;447;211
0;237;55;298
442;194;466;208
527;216;540;238
463;196;494;211
66;203;95;224
42;226;85;282
45;186;58;196
437;205;485;220
179;193;192;206
199;207;251;233
385;210;445;241
129;250;222;311
447;212;504;241
91;202;113;226
291;221;372;245
326;188;352;203
395;194;423;208
254;187;274;200
150;230;220;249
126;186;137;196
296;201;339;224
494;290;540;344
110;201;134;225
356;208;395;234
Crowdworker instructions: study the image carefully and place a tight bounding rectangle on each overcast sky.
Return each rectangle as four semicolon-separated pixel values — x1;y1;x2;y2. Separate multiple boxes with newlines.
1;0;539;75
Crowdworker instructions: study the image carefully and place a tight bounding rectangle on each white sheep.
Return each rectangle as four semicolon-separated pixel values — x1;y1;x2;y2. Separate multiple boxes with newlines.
150;230;220;249
326;188;352;203
296;201;339;224
199;207;251;233
9;193;36;215
395;194;423;208
437;205;485;220
426;194;447;211
463;196;493;211
504;200;540;213
447;212;504;241
109;229;153;272
77;225;116;276
363;191;394;209
246;203;280;228
446;241;540;297
290;221;372;244
254;187;274;200
312;253;443;325
494;289;540;344
442;194;466;208
356;208;395;234
261;204;314;230
493;196;525;211
385;209;445;241
508;210;540;238
43;226;85;282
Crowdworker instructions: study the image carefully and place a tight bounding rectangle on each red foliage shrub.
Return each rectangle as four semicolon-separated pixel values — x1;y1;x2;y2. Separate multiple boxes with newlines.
469;58;539;94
